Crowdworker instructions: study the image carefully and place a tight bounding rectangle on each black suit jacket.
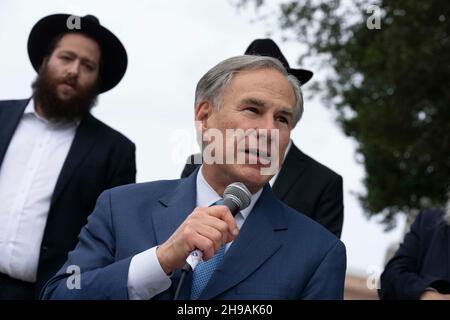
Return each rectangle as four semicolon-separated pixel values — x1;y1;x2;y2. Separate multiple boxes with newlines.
181;143;344;237
379;209;450;299
0;99;136;297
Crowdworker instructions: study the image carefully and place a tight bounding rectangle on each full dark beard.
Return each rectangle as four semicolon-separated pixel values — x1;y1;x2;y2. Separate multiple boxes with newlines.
32;65;99;123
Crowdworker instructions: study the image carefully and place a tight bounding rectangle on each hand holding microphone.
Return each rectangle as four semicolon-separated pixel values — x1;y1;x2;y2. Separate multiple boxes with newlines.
156;182;251;275
184;182;252;271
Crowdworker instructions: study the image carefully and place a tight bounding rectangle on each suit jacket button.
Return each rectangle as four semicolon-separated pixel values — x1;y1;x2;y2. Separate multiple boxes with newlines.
42;246;48;251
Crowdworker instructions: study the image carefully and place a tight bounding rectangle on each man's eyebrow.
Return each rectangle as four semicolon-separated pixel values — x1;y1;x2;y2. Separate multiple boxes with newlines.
240;98;268;108
241;98;294;117
279;108;294;117
58;50;97;67
81;57;97;66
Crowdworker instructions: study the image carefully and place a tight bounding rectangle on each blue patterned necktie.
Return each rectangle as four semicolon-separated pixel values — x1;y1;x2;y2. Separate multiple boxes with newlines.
190;244;226;300
190;199;229;300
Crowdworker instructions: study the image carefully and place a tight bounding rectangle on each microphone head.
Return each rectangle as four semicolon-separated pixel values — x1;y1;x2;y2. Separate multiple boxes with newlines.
223;182;252;211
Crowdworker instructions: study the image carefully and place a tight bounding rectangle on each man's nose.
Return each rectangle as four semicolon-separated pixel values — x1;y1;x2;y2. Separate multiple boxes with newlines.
67;60;81;77
253;117;277;145
259;115;277;131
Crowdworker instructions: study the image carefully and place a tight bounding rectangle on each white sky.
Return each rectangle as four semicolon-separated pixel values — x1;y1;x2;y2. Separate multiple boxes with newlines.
0;0;406;278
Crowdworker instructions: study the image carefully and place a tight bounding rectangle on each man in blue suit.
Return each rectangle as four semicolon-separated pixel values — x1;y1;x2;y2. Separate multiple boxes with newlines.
181;39;344;238
42;55;346;300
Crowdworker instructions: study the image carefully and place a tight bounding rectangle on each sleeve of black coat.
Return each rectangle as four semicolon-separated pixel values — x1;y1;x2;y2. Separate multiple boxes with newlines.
379;212;434;300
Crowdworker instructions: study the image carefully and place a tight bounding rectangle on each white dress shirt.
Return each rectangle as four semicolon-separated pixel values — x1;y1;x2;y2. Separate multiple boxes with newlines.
127;166;262;300
0;99;77;282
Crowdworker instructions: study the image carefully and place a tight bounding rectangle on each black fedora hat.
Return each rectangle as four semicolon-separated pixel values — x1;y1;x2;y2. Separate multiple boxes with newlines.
245;38;313;85
27;14;127;93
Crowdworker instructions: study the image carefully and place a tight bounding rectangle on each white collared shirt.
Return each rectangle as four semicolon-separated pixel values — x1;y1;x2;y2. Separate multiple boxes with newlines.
195;165;262;234
0;99;78;282
127;166;262;300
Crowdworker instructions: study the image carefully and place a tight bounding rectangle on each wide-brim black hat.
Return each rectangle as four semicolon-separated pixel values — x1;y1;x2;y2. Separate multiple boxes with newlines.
245;38;313;85
28;14;127;93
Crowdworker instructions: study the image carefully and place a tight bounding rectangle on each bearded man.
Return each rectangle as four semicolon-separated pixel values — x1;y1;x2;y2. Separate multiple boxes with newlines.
0;14;136;299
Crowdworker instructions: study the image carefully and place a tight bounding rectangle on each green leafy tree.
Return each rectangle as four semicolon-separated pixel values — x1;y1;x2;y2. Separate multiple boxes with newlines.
235;0;450;229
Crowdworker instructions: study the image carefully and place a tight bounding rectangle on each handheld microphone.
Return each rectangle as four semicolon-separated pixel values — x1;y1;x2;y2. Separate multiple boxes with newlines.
174;182;251;299
183;182;252;272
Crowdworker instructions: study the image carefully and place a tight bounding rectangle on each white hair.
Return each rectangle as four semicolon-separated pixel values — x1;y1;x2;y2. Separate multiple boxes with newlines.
195;55;303;126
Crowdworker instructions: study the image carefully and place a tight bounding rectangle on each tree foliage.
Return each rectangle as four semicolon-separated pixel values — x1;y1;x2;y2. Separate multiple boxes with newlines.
236;0;450;229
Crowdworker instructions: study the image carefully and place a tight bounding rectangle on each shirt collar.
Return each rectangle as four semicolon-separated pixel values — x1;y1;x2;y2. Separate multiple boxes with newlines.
24;99;47;122
196;166;263;220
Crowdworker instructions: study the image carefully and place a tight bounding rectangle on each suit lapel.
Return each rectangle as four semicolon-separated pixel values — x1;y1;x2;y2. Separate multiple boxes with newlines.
50;115;98;205
0;99;29;166
272;143;306;199
200;185;288;300
153;172;198;244
152;170;198;299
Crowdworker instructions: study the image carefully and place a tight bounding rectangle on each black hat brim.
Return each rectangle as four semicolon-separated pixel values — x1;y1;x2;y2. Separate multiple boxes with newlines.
289;68;313;86
27;14;127;93
244;38;313;85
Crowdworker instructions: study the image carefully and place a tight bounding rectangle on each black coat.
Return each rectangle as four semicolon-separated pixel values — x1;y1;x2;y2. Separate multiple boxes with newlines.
0;99;136;297
379;209;450;299
181;143;344;237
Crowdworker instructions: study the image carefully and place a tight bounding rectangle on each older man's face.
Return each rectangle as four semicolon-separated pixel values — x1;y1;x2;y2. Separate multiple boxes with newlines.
196;68;296;194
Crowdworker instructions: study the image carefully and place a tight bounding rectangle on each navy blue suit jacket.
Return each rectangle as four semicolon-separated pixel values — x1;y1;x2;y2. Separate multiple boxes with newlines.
379;209;450;299
0;99;136;296
41;171;346;300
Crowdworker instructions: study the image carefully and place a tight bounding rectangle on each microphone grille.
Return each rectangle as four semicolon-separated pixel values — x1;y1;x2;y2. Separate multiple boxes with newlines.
223;182;251;210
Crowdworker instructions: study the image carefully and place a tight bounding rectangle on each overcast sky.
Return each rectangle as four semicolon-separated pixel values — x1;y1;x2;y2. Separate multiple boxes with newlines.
0;0;407;278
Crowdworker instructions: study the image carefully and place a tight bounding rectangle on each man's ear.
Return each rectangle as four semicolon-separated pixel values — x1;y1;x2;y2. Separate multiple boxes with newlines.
194;100;213;129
